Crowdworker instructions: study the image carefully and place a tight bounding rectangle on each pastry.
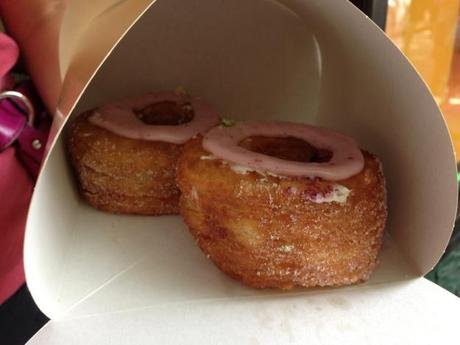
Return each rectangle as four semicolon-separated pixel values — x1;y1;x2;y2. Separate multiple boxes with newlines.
176;121;387;289
68;91;219;215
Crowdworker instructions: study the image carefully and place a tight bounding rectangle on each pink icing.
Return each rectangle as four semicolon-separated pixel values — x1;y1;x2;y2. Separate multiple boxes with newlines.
202;121;365;180
88;91;219;144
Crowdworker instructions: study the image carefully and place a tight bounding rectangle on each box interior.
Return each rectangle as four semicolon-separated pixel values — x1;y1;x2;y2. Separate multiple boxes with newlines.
25;0;457;320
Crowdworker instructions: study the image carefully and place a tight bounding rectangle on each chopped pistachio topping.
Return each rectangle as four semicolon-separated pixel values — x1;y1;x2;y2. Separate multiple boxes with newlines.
174;85;190;98
220;117;236;127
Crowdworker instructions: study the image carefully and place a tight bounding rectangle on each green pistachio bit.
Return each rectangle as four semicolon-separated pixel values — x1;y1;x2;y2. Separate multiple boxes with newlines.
174;86;189;97
220;117;236;127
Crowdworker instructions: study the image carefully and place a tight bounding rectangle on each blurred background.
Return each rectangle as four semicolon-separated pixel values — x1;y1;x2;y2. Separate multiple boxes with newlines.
0;0;459;344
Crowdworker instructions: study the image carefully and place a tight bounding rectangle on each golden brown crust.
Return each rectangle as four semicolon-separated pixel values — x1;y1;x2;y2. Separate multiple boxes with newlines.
67;112;181;215
177;137;387;289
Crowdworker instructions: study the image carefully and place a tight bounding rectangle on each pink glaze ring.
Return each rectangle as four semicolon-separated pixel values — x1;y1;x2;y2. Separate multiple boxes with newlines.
203;121;365;180
88;91;220;145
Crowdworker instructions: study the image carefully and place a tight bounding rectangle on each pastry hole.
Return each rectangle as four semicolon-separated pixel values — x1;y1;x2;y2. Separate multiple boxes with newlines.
136;101;194;125
239;136;332;163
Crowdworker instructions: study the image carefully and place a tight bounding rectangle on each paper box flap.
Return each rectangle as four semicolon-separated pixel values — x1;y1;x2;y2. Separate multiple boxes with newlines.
25;0;457;319
26;278;460;345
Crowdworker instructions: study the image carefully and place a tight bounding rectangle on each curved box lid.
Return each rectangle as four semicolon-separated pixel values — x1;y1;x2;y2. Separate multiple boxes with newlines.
24;0;459;342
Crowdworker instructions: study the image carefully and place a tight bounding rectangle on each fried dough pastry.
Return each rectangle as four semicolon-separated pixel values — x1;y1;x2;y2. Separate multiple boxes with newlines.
67;91;219;215
68;111;182;215
177;135;387;289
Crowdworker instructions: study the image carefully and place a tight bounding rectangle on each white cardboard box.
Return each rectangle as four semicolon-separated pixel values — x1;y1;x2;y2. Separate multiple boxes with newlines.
24;0;460;343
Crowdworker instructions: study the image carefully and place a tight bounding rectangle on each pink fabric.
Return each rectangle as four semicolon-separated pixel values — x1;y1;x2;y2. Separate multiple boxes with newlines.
0;32;31;303
0;148;32;303
0;32;18;88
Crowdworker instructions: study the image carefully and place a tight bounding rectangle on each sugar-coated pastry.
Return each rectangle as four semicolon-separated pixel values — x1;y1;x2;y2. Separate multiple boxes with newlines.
68;91;219;215
176;121;387;289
